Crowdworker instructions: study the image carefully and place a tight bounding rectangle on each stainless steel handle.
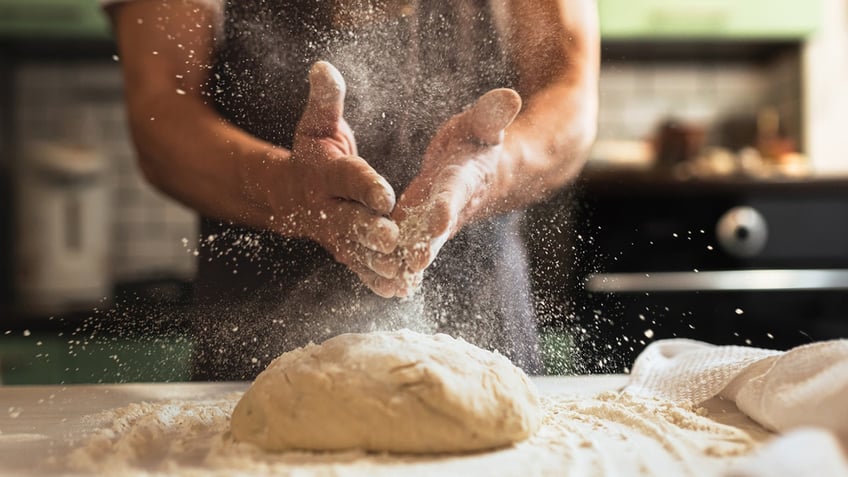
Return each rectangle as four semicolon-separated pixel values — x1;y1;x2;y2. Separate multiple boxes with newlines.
586;269;848;293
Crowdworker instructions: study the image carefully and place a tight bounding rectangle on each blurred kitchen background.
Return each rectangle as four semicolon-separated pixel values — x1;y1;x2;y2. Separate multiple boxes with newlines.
1;0;847;383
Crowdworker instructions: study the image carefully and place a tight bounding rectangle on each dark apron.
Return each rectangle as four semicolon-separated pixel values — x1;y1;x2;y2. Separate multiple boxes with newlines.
191;0;542;379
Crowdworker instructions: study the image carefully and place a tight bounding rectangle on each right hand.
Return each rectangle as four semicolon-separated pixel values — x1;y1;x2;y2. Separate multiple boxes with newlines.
268;61;401;297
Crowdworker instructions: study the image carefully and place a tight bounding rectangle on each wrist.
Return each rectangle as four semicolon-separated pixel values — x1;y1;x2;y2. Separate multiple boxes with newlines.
240;145;298;234
484;130;527;215
462;143;515;224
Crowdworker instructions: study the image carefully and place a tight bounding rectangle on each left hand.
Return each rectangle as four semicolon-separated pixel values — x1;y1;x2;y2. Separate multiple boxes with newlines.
389;88;522;296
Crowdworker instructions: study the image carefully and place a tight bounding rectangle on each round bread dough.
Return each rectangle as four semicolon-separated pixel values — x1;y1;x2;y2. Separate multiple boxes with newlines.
230;329;542;454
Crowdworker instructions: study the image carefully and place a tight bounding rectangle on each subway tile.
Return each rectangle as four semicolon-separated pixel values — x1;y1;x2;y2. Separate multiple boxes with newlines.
651;65;702;93
75;63;124;92
599;65;641;94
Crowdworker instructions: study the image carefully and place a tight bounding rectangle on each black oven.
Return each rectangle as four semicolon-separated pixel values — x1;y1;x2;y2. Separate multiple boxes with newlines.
528;171;848;373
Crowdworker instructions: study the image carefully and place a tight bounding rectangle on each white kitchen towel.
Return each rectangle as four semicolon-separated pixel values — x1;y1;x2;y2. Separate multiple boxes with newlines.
625;338;848;437
724;428;848;477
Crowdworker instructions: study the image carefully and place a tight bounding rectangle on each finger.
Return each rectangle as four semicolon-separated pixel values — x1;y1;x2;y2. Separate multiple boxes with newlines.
299;61;346;136
330;200;399;253
355;246;403;279
326;240;400;297
405;234;448;273
326;156;396;215
371;279;399;298
403;194;456;272
464;88;522;145
349;262;400;298
356;217;400;254
392;166;440;223
341;237;403;279
400;166;470;271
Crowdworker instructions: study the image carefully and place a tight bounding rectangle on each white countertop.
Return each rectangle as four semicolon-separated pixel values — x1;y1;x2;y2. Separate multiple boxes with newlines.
0;375;771;476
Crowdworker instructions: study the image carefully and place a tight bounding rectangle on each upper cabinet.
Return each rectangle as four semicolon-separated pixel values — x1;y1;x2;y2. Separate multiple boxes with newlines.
599;0;822;40
0;0;109;39
0;0;823;41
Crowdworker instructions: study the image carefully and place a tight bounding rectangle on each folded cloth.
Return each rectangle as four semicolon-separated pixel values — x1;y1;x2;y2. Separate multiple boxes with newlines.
625;339;848;437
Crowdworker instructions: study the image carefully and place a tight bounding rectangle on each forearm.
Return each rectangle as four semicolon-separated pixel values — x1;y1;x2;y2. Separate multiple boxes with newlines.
126;92;287;231
110;0;288;232
474;0;599;219
493;75;598;212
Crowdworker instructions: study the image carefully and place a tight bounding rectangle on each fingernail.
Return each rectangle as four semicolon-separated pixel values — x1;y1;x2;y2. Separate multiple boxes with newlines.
369;179;396;214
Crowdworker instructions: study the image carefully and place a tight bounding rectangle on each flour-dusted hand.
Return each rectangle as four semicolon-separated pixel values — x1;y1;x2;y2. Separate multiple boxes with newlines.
390;89;522;296
268;61;401;297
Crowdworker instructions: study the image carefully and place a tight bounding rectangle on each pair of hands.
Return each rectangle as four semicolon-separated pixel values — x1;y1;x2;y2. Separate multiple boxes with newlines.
273;62;521;298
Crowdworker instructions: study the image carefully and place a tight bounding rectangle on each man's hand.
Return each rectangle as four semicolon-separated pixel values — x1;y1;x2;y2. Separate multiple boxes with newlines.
109;4;402;295
269;61;402;297
390;89;523;296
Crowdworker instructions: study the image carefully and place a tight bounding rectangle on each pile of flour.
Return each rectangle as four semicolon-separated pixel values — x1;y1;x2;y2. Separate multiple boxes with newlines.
63;391;768;476
65;395;238;473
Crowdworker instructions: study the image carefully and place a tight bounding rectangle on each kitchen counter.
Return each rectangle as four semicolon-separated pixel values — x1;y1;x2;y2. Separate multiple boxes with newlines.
0;381;245;475
0;375;774;476
0;377;623;445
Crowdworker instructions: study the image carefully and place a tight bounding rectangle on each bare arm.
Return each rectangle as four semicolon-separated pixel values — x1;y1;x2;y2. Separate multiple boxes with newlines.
493;0;600;213
389;0;599;294
108;0;281;229
108;0;401;295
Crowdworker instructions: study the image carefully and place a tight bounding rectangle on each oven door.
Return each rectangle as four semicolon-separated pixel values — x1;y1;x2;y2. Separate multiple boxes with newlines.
544;176;848;373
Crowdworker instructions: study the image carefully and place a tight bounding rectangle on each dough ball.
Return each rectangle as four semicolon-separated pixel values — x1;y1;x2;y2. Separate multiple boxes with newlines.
230;329;542;454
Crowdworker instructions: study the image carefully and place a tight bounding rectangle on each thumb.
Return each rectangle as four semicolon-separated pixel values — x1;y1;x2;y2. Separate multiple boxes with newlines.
299;61;346;136
464;88;522;146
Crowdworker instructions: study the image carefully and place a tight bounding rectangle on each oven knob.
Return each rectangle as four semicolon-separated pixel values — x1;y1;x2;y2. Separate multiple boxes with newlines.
716;206;768;257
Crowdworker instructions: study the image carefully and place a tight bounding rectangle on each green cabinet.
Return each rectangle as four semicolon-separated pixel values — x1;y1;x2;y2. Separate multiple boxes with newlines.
0;0;110;38
0;0;823;41
0;333;193;384
599;0;821;39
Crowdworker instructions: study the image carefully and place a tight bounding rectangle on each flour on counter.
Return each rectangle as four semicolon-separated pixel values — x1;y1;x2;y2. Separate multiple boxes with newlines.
63;390;770;477
65;395;238;473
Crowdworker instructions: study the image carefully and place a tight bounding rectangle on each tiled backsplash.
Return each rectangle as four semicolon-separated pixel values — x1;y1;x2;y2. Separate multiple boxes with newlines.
804;0;848;174
596;52;802;150
14;62;197;283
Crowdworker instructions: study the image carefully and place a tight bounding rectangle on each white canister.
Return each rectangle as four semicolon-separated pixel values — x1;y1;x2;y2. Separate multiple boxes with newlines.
15;141;112;314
